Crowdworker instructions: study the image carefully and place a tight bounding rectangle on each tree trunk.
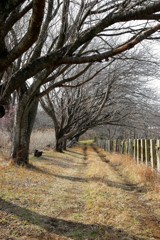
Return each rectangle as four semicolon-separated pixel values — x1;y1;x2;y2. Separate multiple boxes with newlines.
11;94;38;166
55;137;68;152
55;140;63;152
75;135;80;143
55;128;65;152
62;139;67;151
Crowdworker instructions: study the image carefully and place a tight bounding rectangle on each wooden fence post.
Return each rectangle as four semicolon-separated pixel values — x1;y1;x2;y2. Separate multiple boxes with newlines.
110;140;113;152
128;139;133;156
119;140;122;154
113;140;116;152
144;139;150;166
141;139;145;164
124;140;126;154
133;139;137;160
106;140;108;152
137;139;141;164
121;140;125;154
116;139;121;152
150;139;157;169
107;140;110;152
125;140;129;155
156;140;160;172
116;139;119;152
103;140;106;150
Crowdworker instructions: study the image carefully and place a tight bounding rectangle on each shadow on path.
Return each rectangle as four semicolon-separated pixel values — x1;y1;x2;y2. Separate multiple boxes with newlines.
53;174;88;183
66;149;84;156
0;198;143;240
83;144;87;161
27;164;55;176
52;173;143;193
91;144;110;163
64;151;84;160
34;156;77;169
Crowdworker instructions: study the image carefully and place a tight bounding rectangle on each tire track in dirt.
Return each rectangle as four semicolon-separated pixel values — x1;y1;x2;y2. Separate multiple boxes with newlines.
41;146;150;239
55;145;146;240
90;144;160;240
41;147;92;239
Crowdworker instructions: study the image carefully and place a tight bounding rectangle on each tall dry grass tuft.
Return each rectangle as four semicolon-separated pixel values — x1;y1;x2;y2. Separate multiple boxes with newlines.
97;147;160;191
0;130;11;157
30;128;56;152
113;153;159;183
106;151;160;195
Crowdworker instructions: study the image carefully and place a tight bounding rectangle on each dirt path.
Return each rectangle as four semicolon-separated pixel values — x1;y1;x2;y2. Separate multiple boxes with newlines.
33;145;160;239
0;145;160;240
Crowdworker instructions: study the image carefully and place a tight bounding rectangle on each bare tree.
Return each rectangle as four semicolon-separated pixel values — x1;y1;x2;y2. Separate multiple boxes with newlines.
41;52;159;152
1;1;160;165
0;0;45;107
1;1;160;108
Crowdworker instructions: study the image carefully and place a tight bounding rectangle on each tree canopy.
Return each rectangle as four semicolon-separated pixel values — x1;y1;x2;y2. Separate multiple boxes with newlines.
40;49;159;152
1;0;160;108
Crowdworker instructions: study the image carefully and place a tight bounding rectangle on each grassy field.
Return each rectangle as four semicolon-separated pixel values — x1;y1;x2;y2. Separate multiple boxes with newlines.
0;128;56;158
0;144;160;240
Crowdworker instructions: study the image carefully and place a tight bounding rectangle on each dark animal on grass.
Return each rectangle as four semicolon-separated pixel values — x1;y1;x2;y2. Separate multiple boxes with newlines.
34;149;43;157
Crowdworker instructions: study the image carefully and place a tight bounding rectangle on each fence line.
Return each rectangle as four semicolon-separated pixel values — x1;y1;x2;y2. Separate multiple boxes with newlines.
96;138;160;172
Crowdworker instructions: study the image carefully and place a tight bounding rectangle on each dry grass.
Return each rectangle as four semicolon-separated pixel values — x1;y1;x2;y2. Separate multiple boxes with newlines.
84;146;160;239
96;147;160;219
106;150;160;188
0;130;11;157
0;149;80;239
0;145;160;240
30;128;56;152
